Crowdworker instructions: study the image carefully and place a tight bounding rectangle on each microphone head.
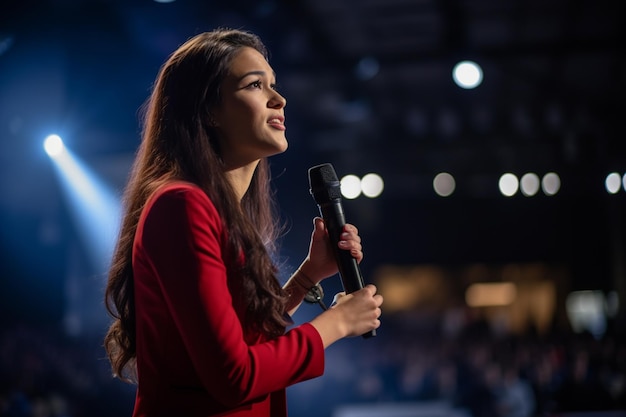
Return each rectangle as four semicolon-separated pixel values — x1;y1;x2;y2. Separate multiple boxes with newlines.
308;163;342;204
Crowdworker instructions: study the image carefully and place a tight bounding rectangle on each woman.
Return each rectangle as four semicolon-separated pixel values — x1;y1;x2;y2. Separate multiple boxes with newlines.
103;28;383;417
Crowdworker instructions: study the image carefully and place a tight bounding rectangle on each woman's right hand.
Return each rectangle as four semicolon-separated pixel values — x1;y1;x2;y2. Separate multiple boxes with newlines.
297;217;364;285
310;284;383;347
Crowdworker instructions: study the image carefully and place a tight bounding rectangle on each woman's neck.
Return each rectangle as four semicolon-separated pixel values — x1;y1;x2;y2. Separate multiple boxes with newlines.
224;160;260;202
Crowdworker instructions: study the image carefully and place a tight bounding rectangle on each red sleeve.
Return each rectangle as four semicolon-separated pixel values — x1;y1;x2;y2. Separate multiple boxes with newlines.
134;183;324;407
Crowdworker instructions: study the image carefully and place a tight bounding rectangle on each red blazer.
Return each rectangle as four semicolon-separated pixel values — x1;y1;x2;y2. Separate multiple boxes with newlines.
131;182;324;416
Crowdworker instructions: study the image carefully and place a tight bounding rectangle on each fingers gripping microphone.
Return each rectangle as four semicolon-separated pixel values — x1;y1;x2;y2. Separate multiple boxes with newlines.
308;163;375;338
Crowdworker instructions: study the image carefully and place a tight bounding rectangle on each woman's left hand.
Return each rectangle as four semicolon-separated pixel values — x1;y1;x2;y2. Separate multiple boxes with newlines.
298;217;363;283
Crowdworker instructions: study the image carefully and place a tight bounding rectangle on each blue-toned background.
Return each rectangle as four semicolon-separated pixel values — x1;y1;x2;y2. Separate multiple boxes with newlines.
1;1;625;416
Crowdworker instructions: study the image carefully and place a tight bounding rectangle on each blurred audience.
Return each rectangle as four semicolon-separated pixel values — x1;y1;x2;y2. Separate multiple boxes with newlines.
0;323;133;417
1;309;624;417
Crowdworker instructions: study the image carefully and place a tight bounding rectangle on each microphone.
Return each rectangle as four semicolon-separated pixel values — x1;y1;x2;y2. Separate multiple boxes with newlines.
308;163;376;338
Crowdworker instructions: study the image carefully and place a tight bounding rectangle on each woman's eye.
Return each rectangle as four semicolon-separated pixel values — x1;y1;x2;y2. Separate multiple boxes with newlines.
245;80;279;91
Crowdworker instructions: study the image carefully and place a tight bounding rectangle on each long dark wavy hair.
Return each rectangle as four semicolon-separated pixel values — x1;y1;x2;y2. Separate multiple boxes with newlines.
103;28;289;383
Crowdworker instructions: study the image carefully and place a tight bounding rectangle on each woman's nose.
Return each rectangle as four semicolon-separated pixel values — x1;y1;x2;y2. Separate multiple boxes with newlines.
269;91;286;109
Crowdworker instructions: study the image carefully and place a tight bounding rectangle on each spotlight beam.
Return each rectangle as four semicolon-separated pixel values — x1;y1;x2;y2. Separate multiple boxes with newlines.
46;138;120;270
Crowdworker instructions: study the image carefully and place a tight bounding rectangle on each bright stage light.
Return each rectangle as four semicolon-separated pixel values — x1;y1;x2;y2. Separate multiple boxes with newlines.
433;172;456;197
605;172;621;194
499;173;519;197
520;173;540;197
340;175;362;199
452;60;483;89
361;173;384;198
542;172;561;196
46;143;121;269
44;134;65;158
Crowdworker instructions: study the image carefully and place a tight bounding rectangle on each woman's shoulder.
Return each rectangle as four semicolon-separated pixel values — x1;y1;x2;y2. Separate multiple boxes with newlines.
150;180;207;200
146;180;219;217
154;180;202;196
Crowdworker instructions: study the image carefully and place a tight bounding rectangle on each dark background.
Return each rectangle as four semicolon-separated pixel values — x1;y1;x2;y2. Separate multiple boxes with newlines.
0;1;625;416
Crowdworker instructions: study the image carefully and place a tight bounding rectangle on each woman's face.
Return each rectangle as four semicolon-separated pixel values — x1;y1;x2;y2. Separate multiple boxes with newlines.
213;46;288;168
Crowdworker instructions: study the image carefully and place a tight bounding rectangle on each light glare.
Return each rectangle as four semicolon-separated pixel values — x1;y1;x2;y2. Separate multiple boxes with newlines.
361;173;384;198
48;148;121;268
499;173;519;197
605;172;621;194
340;175;361;199
520;173;540;197
433;172;456;197
542;172;561;196
452;60;483;89
44;134;65;158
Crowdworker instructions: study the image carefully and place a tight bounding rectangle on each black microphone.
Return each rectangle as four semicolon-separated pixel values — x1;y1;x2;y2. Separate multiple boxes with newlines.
308;163;376;338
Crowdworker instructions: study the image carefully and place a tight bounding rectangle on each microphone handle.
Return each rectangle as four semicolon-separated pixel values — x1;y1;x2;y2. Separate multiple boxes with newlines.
318;201;376;338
